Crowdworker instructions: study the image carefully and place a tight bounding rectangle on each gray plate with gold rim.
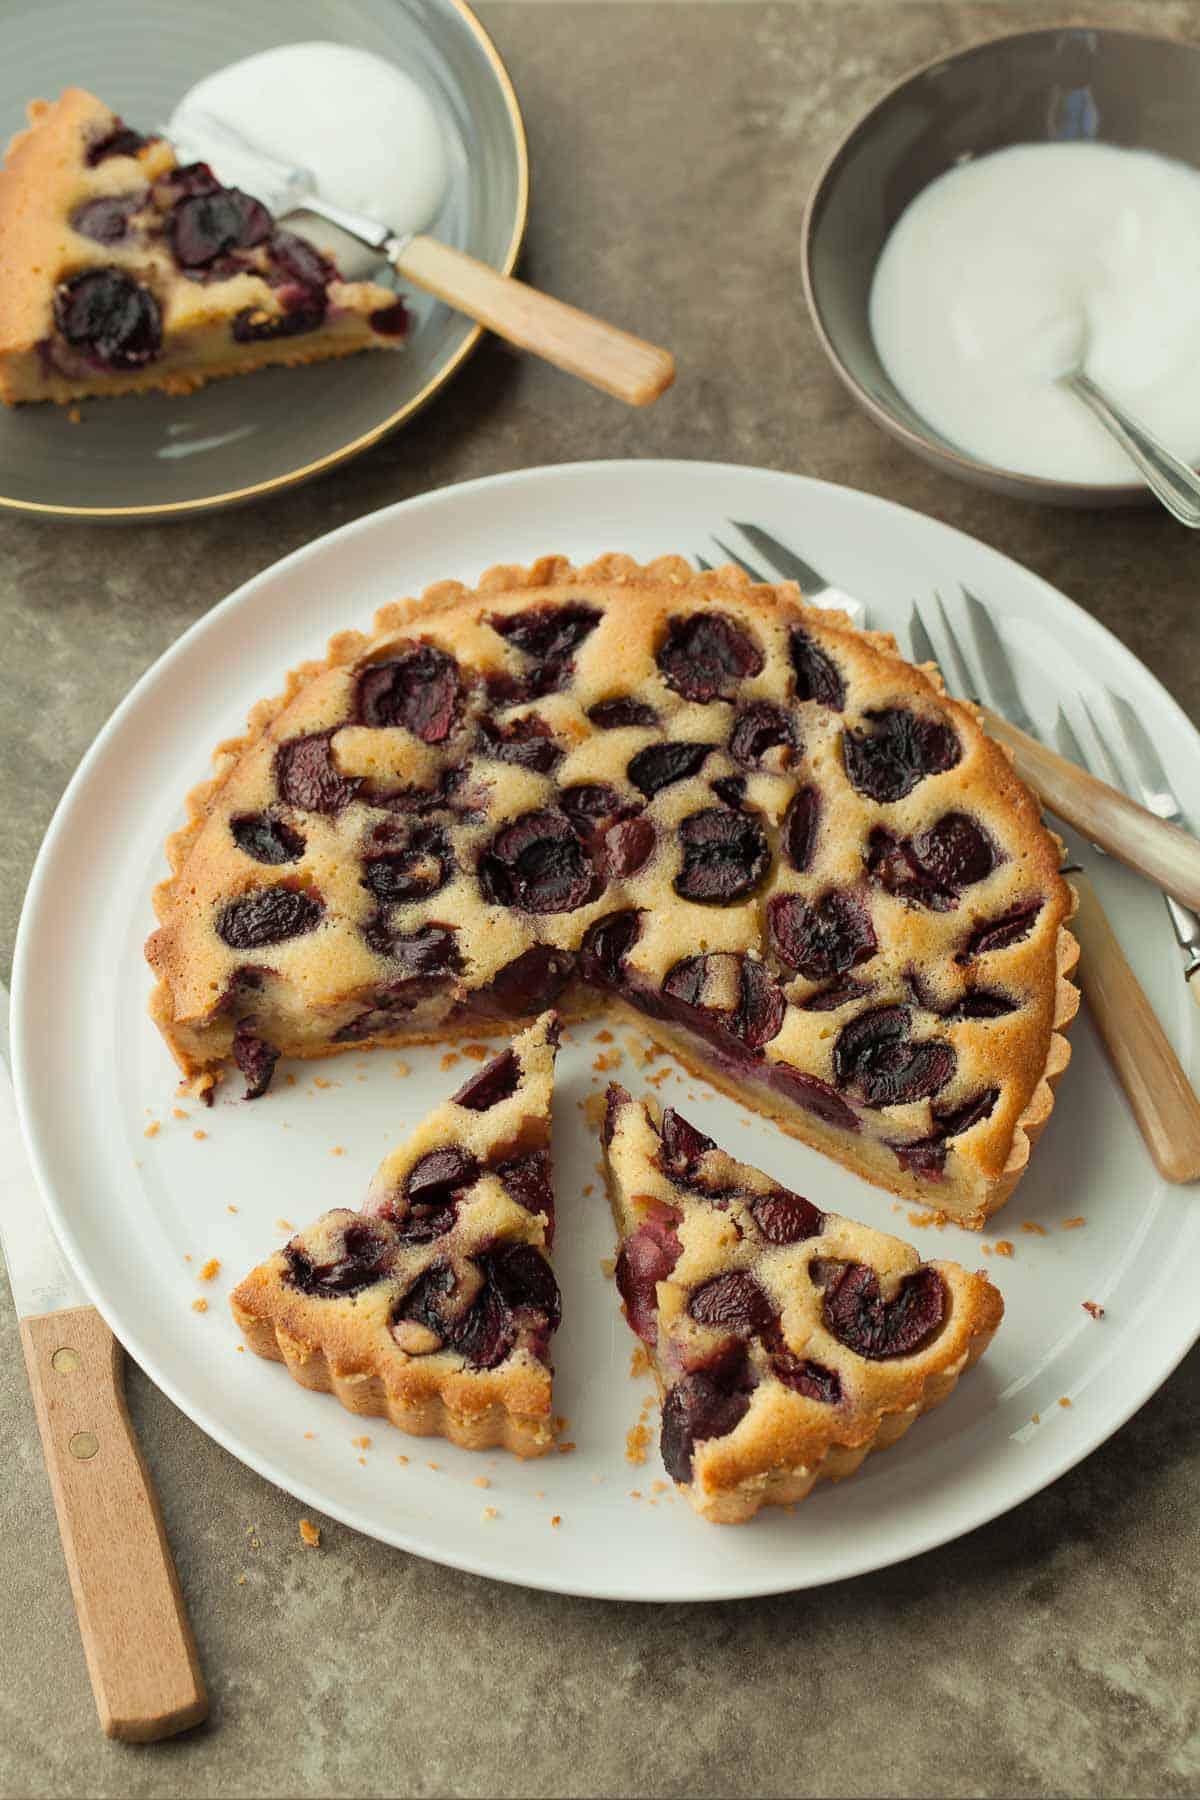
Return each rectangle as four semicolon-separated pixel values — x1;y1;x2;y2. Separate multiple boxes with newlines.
0;0;526;521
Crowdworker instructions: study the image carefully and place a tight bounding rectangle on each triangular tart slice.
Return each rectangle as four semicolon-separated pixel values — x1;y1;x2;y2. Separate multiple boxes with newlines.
602;1084;1003;1522
231;1013;561;1457
0;88;406;404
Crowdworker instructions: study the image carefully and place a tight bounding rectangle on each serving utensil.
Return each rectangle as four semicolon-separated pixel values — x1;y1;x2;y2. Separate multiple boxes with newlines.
1058;369;1200;528
0;988;206;1741
170;105;674;408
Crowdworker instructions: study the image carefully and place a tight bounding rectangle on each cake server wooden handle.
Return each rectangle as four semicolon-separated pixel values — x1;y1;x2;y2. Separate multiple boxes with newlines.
19;1305;207;1742
982;706;1200;911
392;235;676;406
1069;873;1200;1182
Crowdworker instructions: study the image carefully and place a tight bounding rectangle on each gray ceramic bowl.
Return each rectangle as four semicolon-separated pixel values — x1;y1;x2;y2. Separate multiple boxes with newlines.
802;26;1200;507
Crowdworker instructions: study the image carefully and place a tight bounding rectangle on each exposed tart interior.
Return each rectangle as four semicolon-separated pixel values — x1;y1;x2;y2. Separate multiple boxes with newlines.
602;1084;1004;1524
0;88;405;404
230;1013;562;1457
148;554;1078;1226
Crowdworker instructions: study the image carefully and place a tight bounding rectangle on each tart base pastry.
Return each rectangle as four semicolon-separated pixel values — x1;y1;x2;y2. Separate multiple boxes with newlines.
603;1084;1004;1523
148;555;1078;1226
0;88;405;405
231;1014;561;1457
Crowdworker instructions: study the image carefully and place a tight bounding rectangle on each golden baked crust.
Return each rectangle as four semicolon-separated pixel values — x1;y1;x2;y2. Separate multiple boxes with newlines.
603;1085;1004;1523
230;1013;561;1457
0;89;402;404
148;554;1077;1225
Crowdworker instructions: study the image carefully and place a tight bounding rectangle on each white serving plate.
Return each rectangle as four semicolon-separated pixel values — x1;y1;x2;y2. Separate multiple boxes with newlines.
13;460;1200;1600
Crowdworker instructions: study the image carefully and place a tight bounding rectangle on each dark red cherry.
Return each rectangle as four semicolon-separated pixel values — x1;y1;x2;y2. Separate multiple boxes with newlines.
363;824;453;904
490;602;601;663
394;1202;458;1244
768;1064;861;1133
688;1270;776;1334
674;809;769;904
231;812;306;865
799;976;874;1012
384;925;461;979
86;122;152;164
891;1087;1000;1178
580;910;642;985
661;953;785;1050
659;1108;716;1175
657;612;764;703
497;1150;554;1233
266;229;333;292
232;301;324;343
834;1006;955;1108
660;1352;754;1481
356;646;463;743
768;889;877;979
232;1020;279;1099
710;774;746;810
948;990;1019;1020
790;628;847;709
628;741;713;798
170;186;271;267
70;192;145;244
782;786;821;872
843;708;961;803
405;1146;479;1206
602;1083;630;1149
453;1048;520;1111
750;1190;824;1244
603;816;655;880
729;703;802;769
475;945;577;1017
587;696;659;730
217;886;322;950
478;811;596;914
478;712;562;774
286;1221;392;1298
489;1244;561;1333
54;268;161;368
866;827;953;911
913;813;997;889
772;1353;842;1403
824;1262;946;1359
958;902;1043;962
615;1210;682;1344
275;731;359;814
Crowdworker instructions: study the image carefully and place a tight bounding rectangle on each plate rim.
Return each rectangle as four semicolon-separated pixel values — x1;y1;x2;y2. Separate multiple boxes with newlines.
0;0;529;524
11;457;1200;1600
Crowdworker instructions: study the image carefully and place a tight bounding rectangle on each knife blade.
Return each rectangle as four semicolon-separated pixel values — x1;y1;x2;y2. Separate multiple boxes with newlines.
722;523;866;625
962;585;1041;738
0;987;207;1741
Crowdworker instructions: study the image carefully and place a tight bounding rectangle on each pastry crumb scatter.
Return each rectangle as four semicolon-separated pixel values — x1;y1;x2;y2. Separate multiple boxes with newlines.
143;1121;160;1139
481;1506;498;1522
227;1204;238;1214
651;1479;669;1495
994;1240;1014;1258
313;1076;333;1089
462;1043;489;1061
285;1073;296;1086
439;1051;460;1070
427;1460;441;1471
236;1344;244;1352
907;1209;937;1228
1058;1395;1073;1408
198;1258;220;1282
330;1145;344;1156
629;1343;652;1377
592;1050;623;1072
274;1219;294;1232
357;1456;366;1466
172;1107;188;1120
394;1060;411;1076
1031;1411;1040;1424
193;1129;208;1141
298;1519;321;1548
981;1243;993;1256
600;1256;616;1278
625;1421;651;1465
237;1574;247;1586
629;1489;642;1500
550;1515;562;1527
557;1441;577;1455
581;1091;607;1128
533;1488;545;1500
582;1183;594;1198
647;1067;671;1087
351;1435;370;1450
303;1431;314;1440
473;1476;490;1489
396;1454;409;1465
66;405;82;423
1021;1221;1047;1235
1082;1300;1105;1320
191;1298;208;1314
1062;1216;1086;1230
594;1028;614;1043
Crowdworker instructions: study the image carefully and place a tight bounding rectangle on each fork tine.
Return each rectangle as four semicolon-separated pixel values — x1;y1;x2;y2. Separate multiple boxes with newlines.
907;604;940;674
1053;706;1091;770
694;554;714;572
710;536;769;584
933;593;979;703
1078;696;1132;791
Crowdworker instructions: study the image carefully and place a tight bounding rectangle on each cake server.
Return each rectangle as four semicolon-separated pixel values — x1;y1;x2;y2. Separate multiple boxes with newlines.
168;104;675;408
708;524;1200;913
0;986;207;1741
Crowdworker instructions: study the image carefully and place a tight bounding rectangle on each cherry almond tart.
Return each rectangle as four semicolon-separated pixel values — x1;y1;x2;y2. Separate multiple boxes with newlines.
147;555;1078;1227
0;88;406;405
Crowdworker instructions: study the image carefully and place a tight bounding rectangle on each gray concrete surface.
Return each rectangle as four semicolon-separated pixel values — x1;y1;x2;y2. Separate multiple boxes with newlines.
1;4;1198;1795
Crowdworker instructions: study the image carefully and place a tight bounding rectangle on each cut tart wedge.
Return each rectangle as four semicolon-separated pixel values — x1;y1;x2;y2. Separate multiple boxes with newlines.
147;554;1078;1226
0;87;406;404
231;1013;561;1457
602;1084;1004;1523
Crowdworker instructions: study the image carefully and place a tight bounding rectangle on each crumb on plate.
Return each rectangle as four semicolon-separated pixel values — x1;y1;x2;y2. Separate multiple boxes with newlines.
298;1519;321;1548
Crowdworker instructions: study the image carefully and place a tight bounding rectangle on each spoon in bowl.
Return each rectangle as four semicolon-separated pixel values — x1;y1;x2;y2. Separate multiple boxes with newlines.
1058;366;1200;527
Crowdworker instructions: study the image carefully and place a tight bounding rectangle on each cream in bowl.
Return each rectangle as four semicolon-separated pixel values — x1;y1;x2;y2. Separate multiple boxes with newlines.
868;140;1200;486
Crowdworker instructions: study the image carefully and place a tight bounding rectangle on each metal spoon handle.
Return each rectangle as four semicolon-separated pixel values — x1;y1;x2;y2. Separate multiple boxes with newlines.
1063;369;1200;528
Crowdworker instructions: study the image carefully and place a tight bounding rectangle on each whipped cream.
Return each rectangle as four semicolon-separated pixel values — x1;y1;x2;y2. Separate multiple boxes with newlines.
869;141;1200;485
170;42;450;250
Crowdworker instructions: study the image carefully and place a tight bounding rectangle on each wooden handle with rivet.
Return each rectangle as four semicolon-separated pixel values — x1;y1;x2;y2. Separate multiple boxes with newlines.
1069;873;1200;1182
981;707;1200;912
391;234;675;406
19;1305;208;1742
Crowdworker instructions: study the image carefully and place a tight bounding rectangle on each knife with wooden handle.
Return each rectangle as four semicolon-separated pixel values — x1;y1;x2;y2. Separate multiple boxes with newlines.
0;989;207;1741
